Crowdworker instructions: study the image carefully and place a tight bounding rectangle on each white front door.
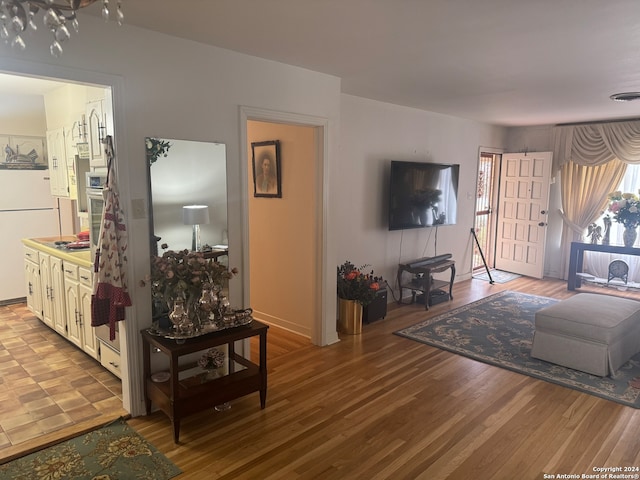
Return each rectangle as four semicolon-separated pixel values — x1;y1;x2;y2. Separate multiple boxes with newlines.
495;152;552;278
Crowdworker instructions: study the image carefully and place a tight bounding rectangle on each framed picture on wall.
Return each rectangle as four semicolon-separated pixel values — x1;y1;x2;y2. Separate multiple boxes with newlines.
251;140;281;198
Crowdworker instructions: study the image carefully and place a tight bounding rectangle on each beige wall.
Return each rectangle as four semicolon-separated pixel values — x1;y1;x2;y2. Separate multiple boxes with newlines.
247;120;317;337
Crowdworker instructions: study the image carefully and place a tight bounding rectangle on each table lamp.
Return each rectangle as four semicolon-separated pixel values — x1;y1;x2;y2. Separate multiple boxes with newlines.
182;205;210;251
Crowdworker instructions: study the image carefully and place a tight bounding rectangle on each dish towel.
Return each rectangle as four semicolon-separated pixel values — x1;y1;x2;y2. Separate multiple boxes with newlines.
91;135;132;340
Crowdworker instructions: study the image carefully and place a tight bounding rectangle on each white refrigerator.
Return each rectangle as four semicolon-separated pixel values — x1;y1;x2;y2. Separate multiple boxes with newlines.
0;169;61;303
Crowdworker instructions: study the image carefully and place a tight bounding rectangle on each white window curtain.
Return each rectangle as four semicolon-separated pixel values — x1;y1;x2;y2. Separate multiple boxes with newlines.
552;120;640;279
553;120;640;170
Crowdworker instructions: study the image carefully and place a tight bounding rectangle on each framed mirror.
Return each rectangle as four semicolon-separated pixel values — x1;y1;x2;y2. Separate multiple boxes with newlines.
146;138;228;256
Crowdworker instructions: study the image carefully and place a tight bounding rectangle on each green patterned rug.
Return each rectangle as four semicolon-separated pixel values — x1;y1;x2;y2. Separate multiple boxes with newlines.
394;291;640;408
0;418;181;480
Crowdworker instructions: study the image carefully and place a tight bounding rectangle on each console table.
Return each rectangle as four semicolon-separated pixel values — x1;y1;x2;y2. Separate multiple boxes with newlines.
567;242;640;290
397;259;455;310
141;320;268;443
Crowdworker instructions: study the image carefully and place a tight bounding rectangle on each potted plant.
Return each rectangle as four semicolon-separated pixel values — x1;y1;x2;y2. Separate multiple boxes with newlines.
142;244;238;333
336;261;384;334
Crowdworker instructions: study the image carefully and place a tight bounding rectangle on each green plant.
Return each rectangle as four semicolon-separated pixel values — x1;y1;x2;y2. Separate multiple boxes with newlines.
607;190;640;228
337;261;384;306
146;137;172;165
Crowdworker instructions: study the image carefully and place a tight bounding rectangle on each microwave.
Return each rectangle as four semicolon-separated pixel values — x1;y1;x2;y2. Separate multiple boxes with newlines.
86;172;107;190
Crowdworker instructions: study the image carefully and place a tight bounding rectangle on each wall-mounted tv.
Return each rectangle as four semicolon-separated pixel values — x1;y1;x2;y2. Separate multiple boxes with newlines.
388;160;460;231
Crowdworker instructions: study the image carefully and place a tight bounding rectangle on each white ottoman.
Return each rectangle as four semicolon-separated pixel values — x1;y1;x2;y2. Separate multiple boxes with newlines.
531;293;640;376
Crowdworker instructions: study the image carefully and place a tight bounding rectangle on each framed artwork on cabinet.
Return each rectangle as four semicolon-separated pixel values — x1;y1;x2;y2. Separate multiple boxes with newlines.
251;140;281;198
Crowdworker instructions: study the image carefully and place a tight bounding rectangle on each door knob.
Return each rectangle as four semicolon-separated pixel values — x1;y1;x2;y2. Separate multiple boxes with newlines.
538;222;547;227
541;210;547;215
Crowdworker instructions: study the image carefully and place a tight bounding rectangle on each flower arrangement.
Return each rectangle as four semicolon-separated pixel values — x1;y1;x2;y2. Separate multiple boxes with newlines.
144;245;238;309
198;348;225;370
146;137;172;166
607;191;640;228
337;261;384;306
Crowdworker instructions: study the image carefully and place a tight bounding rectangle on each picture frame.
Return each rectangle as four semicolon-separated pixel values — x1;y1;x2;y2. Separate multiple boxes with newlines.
251;140;281;198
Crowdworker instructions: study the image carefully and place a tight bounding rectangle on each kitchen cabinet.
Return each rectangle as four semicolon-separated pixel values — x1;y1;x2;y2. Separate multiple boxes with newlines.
63;264;98;359
40;253;65;331
22;239;108;368
86;99;106;168
23;246;41;317
45;127;69;197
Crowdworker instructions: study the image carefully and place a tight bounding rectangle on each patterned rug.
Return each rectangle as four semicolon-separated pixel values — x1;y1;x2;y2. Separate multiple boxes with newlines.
0;418;181;480
472;269;521;283
394;291;640;408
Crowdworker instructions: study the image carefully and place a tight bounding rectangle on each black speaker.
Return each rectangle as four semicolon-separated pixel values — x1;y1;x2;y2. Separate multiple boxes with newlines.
363;287;387;324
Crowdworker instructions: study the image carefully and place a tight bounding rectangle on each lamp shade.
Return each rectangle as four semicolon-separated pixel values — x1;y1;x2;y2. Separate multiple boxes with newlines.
182;205;210;225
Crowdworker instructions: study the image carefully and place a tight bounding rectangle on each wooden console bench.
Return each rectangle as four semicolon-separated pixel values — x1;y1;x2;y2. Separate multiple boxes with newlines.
397;258;455;310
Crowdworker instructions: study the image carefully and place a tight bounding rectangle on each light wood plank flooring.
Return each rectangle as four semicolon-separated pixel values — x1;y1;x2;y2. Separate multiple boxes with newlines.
126;276;640;479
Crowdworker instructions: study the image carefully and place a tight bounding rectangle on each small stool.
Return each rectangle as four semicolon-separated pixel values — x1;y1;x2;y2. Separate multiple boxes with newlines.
531;293;640;376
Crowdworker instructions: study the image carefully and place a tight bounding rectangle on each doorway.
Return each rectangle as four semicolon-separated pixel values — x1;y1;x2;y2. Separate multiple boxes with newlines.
0;69;130;421
241;107;330;346
246;120;318;339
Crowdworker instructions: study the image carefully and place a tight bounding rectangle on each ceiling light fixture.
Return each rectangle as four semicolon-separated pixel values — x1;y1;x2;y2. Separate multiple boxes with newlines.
610;92;640;102
0;0;123;57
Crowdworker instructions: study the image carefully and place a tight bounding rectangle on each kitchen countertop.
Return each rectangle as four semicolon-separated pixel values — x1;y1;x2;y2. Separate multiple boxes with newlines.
22;236;93;268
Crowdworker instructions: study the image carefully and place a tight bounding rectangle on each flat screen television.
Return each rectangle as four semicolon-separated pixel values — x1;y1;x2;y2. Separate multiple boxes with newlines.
388;160;460;231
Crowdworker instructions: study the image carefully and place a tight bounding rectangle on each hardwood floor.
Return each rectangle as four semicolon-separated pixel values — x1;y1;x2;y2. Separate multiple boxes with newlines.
127;276;640;479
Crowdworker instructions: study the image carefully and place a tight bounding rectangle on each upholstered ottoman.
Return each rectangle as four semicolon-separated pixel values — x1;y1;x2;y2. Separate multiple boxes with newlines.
531;293;640;376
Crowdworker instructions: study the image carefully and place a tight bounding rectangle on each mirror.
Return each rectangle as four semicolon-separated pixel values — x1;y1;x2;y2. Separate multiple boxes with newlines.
147;138;227;256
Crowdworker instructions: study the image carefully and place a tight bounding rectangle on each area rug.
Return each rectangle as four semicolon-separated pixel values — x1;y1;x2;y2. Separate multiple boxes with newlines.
394;290;640;408
0;418;181;480
472;269;521;283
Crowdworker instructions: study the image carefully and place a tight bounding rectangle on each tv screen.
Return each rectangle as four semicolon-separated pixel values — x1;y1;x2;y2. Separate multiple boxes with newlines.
388;160;460;231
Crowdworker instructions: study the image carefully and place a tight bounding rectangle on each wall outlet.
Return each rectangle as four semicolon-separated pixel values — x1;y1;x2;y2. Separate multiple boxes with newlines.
131;198;146;219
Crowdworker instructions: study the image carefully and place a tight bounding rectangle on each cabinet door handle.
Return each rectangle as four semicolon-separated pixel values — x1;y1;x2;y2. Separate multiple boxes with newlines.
28;282;33;295
109;361;119;368
80;275;90;281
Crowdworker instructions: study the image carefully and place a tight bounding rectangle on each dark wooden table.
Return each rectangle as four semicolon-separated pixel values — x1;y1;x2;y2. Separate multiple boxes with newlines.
396;259;455;310
567;241;640;290
141;320;268;443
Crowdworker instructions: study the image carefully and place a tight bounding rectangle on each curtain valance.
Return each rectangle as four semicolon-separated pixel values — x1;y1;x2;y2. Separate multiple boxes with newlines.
552;120;640;171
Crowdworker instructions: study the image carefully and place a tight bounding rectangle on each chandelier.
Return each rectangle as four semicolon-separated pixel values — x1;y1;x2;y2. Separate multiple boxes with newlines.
0;0;123;57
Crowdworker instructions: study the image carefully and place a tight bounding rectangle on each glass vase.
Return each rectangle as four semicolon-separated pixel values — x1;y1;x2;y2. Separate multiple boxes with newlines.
623;226;638;248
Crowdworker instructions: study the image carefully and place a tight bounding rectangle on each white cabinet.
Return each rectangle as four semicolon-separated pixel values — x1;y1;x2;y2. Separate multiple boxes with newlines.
86;99;106;167
40;254;66;331
63;263;98;359
100;342;121;378
44;255;67;336
63;263;82;348
45;127;69;197
63;125;80;200
23;246;41;317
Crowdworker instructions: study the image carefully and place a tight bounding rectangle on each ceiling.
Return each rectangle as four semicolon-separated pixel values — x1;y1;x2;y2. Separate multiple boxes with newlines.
9;1;640;127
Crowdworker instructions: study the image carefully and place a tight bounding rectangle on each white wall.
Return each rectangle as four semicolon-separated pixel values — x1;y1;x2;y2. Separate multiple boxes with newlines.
337;95;508;297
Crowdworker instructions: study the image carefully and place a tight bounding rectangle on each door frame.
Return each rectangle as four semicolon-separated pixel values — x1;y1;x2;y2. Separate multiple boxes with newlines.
494;151;553;278
0;58;141;415
473;147;503;274
239;106;333;346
